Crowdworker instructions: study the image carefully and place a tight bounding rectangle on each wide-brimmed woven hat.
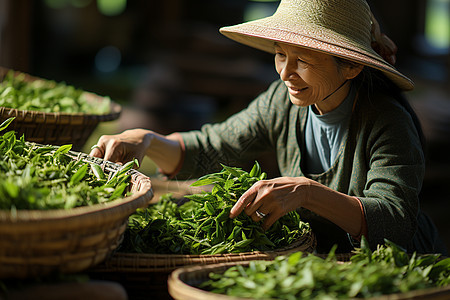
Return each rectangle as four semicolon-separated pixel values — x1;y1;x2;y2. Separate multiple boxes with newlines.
220;0;414;91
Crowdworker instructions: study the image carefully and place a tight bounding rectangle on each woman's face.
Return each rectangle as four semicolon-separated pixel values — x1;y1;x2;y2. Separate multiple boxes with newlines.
274;43;358;114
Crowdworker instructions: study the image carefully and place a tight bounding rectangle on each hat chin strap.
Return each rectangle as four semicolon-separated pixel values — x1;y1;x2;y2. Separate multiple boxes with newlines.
321;79;349;102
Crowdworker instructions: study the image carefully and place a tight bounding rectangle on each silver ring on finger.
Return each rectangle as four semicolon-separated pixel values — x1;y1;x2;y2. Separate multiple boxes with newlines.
255;209;267;219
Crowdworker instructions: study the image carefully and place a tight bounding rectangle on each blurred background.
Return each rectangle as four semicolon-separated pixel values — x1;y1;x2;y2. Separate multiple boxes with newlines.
1;0;449;251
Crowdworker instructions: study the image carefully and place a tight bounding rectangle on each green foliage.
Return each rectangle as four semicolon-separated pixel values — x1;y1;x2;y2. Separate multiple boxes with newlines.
201;237;450;299
119;162;311;255
0;117;134;210
0;70;110;114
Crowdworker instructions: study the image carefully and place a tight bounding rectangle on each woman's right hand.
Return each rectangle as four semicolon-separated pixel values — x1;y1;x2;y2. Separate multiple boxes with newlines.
89;129;183;175
89;128;152;166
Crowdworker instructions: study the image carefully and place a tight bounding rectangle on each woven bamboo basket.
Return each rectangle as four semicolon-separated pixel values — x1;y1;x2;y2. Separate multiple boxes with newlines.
88;231;315;299
168;259;450;300
0;67;122;151
92;230;316;273
0;149;154;279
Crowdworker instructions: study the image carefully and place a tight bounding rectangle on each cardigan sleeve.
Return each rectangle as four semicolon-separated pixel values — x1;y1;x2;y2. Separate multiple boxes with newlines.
174;80;288;179
356;96;425;250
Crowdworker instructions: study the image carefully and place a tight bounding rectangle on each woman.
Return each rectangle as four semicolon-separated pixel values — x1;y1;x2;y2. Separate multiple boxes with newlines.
90;0;447;254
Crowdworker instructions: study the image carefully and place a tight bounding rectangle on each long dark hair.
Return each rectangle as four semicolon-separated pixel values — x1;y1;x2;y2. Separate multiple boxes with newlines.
335;57;426;152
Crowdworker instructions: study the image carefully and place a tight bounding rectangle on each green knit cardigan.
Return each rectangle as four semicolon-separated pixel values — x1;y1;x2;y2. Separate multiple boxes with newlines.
178;80;443;254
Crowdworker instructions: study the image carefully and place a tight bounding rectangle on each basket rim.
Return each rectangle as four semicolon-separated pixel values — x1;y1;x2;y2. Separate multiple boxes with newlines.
0;101;122;119
90;231;316;273
168;259;450;300
0;146;153;225
0;66;122;120
116;230;315;258
0;187;152;223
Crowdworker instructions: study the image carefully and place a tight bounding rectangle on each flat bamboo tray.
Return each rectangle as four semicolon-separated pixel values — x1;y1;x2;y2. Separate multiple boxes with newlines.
0;66;121;150
91;230;316;273
168;259;450;300
0;149;154;279
88;227;315;300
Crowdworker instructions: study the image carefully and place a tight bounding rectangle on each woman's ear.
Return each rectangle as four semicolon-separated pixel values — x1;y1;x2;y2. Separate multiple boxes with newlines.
344;64;364;80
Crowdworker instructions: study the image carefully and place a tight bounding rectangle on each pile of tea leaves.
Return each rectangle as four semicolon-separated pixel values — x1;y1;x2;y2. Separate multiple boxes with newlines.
119;162;311;255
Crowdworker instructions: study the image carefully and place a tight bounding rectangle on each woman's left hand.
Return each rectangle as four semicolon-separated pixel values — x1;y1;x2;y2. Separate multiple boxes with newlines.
229;177;312;230
229;176;366;238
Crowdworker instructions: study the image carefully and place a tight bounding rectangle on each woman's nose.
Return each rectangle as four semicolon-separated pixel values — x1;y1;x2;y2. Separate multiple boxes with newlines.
279;60;298;81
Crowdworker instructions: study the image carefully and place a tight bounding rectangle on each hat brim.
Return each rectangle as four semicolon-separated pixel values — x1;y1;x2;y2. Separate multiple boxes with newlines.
220;22;414;91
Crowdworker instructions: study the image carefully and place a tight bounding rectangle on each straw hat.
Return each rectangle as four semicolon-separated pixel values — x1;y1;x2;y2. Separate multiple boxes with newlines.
220;0;414;91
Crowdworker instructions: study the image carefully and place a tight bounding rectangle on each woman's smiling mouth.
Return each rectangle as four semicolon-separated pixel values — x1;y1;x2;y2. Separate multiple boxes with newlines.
287;85;308;96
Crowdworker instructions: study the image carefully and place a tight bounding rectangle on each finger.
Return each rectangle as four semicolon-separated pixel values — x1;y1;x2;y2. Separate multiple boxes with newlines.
243;187;268;216
89;140;106;156
102;140;123;163
244;201;262;217
251;209;269;222
229;188;257;218
261;213;279;231
250;213;263;222
89;135;111;157
89;146;104;158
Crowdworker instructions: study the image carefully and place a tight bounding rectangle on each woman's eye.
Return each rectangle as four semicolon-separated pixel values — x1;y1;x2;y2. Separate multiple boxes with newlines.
275;52;285;58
